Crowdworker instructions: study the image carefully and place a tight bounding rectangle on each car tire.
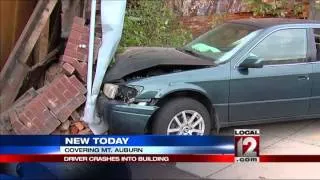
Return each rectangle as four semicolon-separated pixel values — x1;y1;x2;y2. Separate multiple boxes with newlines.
152;98;211;135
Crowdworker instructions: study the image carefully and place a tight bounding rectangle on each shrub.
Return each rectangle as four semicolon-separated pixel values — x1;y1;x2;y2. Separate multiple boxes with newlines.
119;0;192;52
245;0;304;17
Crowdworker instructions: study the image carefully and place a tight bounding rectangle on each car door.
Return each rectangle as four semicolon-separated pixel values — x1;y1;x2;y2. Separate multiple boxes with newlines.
229;28;313;122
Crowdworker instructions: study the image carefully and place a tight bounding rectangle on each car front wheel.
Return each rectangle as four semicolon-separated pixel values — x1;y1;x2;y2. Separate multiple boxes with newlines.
152;98;211;135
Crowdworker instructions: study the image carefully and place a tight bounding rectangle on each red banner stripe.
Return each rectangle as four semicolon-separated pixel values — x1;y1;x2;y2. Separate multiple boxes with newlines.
3;155;320;163
260;155;320;162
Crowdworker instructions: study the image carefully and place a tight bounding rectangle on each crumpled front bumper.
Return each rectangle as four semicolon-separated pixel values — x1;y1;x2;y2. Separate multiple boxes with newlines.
97;95;159;134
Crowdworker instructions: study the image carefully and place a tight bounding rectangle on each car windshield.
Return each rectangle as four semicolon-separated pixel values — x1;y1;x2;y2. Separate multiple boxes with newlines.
183;23;261;64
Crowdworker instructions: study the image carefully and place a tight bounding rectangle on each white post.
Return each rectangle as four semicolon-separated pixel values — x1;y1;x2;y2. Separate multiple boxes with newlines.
86;0;96;100
84;0;127;134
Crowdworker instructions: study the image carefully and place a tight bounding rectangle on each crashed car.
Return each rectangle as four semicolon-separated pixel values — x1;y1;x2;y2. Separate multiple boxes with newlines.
97;18;320;135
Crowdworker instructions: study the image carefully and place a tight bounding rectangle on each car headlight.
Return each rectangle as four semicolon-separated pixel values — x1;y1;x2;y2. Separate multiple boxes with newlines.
103;83;119;99
103;84;143;102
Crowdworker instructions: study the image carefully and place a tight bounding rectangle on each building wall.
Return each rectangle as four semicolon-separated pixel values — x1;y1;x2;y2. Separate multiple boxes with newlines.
0;0;37;71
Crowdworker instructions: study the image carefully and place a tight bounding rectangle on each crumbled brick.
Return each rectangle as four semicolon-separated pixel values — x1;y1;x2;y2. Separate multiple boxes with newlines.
70;125;79;134
60;16;101;83
7;16;93;135
9;96;61;135
62;63;75;76
74;121;85;131
71;23;90;34
38;75;86;122
61;55;87;82
69;75;87;94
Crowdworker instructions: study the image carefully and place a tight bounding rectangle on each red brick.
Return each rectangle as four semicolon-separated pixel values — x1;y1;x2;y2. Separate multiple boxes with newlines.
9;96;61;135
50;85;68;104
64;49;78;59
62;63;75;76
65;42;79;51
56;80;68;91
44;89;57;102
63;89;74;99
11;121;24;132
80;34;90;42
61;55;76;64
68;38;89;47
75;51;88;62
60;55;87;81
77;62;87;81
73;16;85;26
34;75;86;122
64;49;87;62
68;31;82;40
40;90;61;110
9;111;23;129
69;75;86;94
54;94;85;122
70;125;79;134
77;45;88;55
71;23;90;34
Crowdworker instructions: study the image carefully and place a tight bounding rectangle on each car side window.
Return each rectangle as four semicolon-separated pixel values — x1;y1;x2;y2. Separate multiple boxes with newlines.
313;28;320;60
249;29;307;65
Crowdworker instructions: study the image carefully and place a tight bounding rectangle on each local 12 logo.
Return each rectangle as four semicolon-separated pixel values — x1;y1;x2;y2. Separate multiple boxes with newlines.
234;129;260;162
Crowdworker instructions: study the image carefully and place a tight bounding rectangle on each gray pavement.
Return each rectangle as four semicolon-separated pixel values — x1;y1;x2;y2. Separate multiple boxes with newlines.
176;119;320;179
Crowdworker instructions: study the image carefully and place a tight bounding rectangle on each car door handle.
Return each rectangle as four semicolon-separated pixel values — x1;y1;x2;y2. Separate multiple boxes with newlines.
297;75;310;80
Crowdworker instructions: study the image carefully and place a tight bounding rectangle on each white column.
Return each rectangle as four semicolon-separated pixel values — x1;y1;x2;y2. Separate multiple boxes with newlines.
84;0;127;134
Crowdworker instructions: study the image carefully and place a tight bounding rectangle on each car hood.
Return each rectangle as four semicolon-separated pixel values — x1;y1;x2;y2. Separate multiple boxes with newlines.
104;47;214;82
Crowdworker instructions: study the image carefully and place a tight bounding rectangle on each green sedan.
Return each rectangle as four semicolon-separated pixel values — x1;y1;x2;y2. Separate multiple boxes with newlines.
98;18;320;135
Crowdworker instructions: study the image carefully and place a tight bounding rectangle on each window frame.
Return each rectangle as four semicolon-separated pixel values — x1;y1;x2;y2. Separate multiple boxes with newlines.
234;26;314;68
249;28;308;65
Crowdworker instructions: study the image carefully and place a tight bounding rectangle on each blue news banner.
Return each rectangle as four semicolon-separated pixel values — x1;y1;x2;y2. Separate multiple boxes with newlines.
0;136;235;163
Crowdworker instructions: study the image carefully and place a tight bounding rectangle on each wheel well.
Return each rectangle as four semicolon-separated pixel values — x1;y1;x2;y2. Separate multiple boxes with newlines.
145;90;216;133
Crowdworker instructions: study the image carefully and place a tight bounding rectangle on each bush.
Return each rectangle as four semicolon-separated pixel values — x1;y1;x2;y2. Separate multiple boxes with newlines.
119;0;192;52
245;0;304;17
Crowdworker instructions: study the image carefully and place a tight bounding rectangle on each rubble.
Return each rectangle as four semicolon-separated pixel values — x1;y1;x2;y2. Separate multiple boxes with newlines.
9;75;86;134
0;0;58;113
74;121;85;131
2;16;101;135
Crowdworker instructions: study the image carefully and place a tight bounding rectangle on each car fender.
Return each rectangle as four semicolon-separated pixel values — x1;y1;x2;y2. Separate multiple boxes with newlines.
156;82;221;131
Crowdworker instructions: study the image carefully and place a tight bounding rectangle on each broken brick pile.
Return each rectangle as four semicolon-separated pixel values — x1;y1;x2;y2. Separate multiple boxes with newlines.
8;17;101;135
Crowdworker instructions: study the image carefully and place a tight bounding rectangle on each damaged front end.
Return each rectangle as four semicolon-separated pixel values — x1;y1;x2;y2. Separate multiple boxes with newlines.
97;82;158;134
97;47;214;134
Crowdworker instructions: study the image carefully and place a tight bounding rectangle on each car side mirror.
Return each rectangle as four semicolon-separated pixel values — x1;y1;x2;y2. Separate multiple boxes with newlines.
239;56;264;69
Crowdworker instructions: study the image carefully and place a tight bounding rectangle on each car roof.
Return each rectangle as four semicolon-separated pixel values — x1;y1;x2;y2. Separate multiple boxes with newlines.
228;18;320;29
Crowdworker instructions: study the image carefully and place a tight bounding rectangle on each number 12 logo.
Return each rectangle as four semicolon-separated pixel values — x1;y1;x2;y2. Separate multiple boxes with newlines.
234;129;260;158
